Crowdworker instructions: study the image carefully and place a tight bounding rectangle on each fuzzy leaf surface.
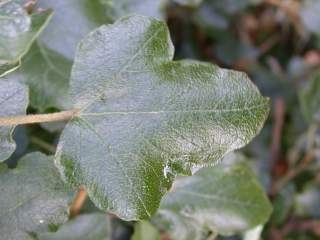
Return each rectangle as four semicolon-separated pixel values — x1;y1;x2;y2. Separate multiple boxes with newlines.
55;15;270;220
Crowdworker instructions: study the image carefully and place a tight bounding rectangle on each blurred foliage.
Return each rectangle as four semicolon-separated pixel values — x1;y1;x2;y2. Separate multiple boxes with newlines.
1;0;320;239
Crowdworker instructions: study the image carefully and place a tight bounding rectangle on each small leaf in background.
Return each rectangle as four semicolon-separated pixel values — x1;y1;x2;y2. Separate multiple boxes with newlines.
132;220;160;240
156;154;272;239
36;0;108;60
12;43;72;112
0;152;74;240
0;80;28;162
55;15;269;220
0;1;52;76
36;213;111;240
299;71;320;123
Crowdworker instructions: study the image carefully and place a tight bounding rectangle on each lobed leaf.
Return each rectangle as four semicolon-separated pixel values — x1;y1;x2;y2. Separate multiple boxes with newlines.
0;79;28;162
156;154;272;239
0;152;74;240
55;15;270;220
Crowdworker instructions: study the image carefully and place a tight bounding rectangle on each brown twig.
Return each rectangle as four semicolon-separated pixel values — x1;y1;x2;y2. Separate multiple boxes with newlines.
0;110;79;126
69;187;88;218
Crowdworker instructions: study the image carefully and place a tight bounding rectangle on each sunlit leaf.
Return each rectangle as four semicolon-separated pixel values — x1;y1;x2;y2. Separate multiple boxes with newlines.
55;15;269;220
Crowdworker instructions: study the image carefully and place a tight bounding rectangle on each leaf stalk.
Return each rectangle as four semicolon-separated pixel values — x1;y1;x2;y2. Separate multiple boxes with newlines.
0;110;79;126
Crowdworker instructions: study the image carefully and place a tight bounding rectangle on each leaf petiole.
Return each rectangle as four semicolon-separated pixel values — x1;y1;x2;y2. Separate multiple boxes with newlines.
0;109;79;126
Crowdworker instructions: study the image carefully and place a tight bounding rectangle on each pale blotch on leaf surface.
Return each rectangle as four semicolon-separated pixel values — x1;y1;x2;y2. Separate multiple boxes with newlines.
55;15;270;221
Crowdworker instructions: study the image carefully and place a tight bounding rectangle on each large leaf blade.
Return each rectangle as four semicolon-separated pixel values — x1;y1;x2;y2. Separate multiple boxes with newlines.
56;15;270;220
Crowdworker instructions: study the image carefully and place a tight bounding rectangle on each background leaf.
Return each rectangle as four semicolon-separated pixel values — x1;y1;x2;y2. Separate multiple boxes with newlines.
0;1;52;76
37;213;111;240
36;0;107;60
0;79;28;162
132;220;160;240
156;153;272;239
13;43;72;112
0;152;74;240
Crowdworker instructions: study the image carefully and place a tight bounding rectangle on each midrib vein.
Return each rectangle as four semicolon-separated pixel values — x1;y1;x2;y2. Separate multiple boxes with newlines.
80;103;268;117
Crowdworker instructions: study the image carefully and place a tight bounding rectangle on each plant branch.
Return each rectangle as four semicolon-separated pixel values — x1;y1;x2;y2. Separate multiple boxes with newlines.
0;110;79;126
69;187;88;218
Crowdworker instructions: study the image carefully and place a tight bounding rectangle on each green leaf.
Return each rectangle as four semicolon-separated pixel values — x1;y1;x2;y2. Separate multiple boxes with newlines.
0;80;28;162
12;43;72;112
0;1;52;76
156;154;272;238
37;213;111;240
55;15;269;220
299;71;320;123
0;61;20;77
0;152;74;240
36;0;108;60
132;221;160;240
